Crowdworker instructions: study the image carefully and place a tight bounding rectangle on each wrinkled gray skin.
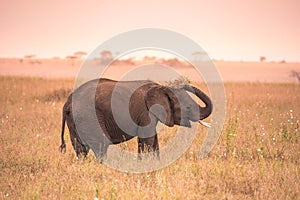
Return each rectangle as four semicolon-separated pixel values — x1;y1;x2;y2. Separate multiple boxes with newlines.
59;78;212;162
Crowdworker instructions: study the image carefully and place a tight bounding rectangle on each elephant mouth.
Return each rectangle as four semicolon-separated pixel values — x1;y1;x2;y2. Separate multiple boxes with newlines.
179;119;191;128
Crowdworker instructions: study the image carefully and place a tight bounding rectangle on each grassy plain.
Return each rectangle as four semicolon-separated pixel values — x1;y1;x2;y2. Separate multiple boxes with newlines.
0;76;299;199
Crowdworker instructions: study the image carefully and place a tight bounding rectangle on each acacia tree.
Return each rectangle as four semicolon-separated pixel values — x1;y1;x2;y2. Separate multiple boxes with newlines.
74;51;87;59
100;50;113;65
24;54;36;59
65;55;78;66
24;54;40;64
260;56;266;62
192;51;207;61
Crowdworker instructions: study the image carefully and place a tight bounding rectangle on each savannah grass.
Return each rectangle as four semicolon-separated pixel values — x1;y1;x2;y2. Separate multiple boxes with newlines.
0;77;299;199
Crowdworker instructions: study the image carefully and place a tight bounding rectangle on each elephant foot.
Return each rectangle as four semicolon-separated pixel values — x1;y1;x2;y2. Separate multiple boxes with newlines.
98;154;107;164
154;150;160;160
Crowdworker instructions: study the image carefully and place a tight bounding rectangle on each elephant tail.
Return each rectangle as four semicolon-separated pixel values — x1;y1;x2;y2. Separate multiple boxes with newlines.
59;103;68;153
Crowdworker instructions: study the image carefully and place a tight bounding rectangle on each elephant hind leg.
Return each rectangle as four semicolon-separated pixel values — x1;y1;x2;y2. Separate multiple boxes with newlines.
72;137;89;158
66;115;89;158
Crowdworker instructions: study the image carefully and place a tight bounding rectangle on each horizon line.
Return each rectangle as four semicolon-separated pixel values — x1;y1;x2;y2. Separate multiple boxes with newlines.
0;56;298;63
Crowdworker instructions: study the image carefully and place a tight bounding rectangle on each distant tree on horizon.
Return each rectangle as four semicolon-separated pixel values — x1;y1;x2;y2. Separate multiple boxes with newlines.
142;56;156;62
192;51;207;61
260;56;266;62
100;50;113;65
74;51;87;59
24;54;41;64
24;54;36;59
65;55;79;66
161;58;182;67
280;59;286;64
65;55;78;60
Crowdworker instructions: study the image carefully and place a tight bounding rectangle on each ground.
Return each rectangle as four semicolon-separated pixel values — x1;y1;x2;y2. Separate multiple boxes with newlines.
0;76;299;199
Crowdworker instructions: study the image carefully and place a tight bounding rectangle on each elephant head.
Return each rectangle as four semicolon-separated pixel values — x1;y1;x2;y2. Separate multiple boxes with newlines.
145;84;212;128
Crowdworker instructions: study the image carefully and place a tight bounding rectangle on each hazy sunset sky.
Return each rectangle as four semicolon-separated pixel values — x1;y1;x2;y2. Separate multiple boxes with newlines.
0;0;299;61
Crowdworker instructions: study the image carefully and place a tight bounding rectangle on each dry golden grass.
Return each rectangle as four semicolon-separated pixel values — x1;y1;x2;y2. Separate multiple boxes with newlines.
0;77;299;199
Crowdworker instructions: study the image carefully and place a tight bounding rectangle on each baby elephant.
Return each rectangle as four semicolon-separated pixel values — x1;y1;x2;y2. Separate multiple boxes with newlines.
59;78;212;162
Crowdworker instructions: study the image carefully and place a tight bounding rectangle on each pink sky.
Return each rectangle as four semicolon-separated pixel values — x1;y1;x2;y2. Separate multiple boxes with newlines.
0;0;299;61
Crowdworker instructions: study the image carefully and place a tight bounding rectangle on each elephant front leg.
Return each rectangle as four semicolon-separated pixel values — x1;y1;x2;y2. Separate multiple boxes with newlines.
98;142;109;163
87;134;110;163
152;134;160;159
137;135;160;160
138;138;145;160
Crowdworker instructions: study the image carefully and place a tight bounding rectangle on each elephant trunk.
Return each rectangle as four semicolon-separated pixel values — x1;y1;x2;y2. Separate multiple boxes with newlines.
184;85;213;120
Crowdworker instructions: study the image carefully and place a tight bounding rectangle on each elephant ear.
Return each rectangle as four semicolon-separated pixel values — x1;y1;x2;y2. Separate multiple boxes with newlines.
145;86;175;127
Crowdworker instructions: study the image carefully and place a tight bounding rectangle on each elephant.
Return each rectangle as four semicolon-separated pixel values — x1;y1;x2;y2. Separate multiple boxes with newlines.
59;78;212;162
